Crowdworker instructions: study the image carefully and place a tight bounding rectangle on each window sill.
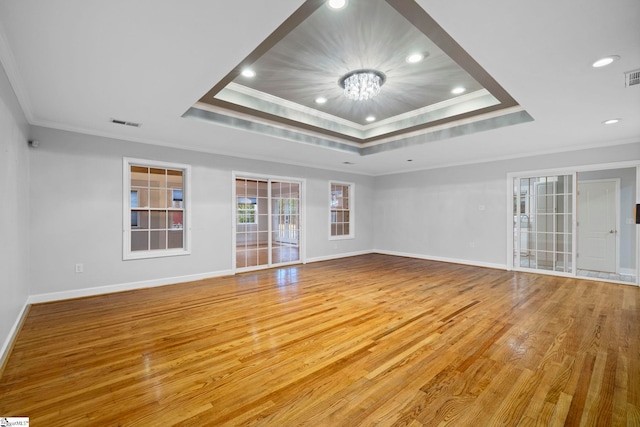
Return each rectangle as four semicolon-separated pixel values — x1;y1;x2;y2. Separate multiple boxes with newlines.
123;248;191;261
329;235;355;241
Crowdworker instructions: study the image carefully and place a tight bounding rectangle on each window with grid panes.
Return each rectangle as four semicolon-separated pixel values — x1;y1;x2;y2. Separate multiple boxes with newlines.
123;158;190;259
329;182;354;239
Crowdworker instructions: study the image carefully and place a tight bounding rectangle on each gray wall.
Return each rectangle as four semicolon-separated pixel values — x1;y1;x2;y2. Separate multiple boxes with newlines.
27;126;374;297
578;168;636;271
373;143;640;268
0;62;30;357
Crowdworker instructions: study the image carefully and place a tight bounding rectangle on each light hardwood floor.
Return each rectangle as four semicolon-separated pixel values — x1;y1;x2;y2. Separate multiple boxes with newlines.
1;254;638;426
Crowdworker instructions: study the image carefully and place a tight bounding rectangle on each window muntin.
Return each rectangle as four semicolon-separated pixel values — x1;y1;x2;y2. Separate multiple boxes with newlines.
124;158;190;259
330;182;354;239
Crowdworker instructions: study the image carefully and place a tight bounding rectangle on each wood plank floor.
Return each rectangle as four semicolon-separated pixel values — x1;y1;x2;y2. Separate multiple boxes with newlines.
1;254;638;426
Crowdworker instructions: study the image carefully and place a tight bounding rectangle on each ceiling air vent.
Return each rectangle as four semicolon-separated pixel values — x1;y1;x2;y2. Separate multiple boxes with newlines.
110;118;141;127
625;68;640;88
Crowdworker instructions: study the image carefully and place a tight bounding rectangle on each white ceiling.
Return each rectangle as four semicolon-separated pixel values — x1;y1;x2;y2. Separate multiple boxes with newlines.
0;0;638;176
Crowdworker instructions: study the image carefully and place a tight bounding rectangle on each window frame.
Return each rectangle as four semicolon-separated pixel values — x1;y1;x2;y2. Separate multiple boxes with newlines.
329;181;355;240
123;157;191;260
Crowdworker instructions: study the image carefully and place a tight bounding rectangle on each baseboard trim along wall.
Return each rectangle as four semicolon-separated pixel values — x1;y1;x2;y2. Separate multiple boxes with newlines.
305;250;373;264
27;269;234;305
0;301;30;374
373;249;508;271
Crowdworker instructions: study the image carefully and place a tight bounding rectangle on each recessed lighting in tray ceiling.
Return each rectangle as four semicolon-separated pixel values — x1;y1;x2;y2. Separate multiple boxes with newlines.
603;118;620;125
315;97;327;104
406;53;424;63
592;55;620;68
241;69;256;78
366;115;376;122
451;87;466;95
327;0;347;10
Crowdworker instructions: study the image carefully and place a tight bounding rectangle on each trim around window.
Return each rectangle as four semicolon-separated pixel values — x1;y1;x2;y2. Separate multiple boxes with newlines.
123;157;191;260
329;181;354;240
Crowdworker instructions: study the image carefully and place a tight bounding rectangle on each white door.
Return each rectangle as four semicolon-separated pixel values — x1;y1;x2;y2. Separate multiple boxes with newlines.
577;180;617;273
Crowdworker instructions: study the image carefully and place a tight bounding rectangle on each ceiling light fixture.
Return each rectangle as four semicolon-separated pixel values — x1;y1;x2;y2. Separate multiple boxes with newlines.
406;53;424;63
592;55;620;68
315;97;327;104
365;115;376;122
241;69;256;78
603;118;620;125
339;69;386;101
327;0;347;10
451;87;466;95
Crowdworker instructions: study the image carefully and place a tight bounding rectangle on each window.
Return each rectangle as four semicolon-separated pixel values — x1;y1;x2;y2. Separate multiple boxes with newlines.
123;158;190;260
237;196;258;224
329;181;354;239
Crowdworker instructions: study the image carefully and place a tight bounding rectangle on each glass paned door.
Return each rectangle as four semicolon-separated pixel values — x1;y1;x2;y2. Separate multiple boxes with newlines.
513;174;574;273
235;178;268;269
271;181;300;264
235;177;301;270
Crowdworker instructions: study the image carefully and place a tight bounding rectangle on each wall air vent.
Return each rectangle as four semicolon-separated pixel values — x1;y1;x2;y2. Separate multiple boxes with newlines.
110;118;141;127
625;68;640;87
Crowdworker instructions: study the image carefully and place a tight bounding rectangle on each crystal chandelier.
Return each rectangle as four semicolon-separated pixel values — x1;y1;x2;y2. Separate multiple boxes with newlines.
339;69;386;101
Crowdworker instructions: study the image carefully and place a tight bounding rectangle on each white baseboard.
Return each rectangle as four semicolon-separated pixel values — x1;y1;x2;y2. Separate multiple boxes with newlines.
372;249;507;271
1;300;29;372
305;250;373;264
27;269;234;304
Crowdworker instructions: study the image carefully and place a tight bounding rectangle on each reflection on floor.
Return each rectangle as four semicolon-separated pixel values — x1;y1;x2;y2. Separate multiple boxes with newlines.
577;269;636;284
236;244;300;269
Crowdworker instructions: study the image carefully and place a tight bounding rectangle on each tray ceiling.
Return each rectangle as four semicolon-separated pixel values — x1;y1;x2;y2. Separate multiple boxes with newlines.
186;0;532;154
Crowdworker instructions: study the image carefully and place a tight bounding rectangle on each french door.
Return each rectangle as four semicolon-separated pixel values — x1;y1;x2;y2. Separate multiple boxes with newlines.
234;176;302;271
512;174;575;274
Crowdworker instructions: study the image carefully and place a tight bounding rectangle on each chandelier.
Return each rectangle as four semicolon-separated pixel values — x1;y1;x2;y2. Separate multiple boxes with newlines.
339;69;386;101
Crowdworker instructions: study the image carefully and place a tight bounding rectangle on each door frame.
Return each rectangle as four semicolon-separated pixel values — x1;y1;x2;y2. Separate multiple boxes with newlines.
232;171;306;273
577;178;620;274
506;160;639;287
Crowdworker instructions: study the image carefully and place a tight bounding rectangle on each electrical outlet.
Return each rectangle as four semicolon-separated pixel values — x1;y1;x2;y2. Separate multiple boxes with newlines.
75;263;83;273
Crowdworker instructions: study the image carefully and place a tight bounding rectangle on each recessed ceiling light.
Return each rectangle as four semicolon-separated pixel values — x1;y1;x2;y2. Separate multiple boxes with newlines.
603;118;620;125
327;0;347;10
407;159;413;162
592;55;620;68
241;69;256;78
315;97;327;104
451;87;466;95
406;53;424;64
365;115;376;122
343;161;355;165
